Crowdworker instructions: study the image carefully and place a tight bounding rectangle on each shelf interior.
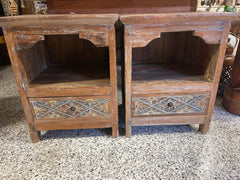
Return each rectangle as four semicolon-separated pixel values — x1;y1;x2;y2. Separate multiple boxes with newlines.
132;31;220;85
29;64;110;88
16;34;110;90
132;63;211;85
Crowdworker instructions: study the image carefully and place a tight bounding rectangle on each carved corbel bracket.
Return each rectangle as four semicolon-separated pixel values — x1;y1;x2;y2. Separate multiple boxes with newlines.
15;35;45;50
193;31;222;44
132;32;161;48
79;32;108;47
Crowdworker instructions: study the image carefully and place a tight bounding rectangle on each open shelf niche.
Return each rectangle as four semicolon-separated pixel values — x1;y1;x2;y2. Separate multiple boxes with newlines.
132;31;220;86
16;34;110;94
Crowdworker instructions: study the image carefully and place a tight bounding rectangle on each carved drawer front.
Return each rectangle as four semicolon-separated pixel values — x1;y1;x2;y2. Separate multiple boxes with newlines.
132;94;210;116
30;97;111;119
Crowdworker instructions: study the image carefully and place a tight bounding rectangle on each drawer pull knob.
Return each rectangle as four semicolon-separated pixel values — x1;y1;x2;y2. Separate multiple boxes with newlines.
167;102;174;108
70;106;76;112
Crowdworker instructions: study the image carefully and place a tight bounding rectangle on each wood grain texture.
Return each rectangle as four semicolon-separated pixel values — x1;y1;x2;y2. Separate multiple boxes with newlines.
79;32;109;47
47;0;198;14
132;32;161;47
132;83;213;95
120;12;240;25
132;64;210;82
45;35;109;65
0;14;119;27
35;119;112;131
15;35;45;50
200;22;232;134
3;30;41;143
26;65;111;97
193;31;223;44
132;115;206;126
7;26;110;35
29;65;110;87
131;22;225;34
124;25;132;138
16;40;48;84
108;27;119;138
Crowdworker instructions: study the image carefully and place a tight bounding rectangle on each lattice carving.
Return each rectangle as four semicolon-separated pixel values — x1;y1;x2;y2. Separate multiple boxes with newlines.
218;65;233;96
31;98;110;119
132;94;209;116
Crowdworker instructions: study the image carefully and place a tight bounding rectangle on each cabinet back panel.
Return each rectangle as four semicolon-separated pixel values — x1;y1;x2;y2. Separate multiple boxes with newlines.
45;34;109;66
132;32;180;64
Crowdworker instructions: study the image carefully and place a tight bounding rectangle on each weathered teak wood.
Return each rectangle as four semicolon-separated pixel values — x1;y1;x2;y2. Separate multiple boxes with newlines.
121;12;239;137
15;35;45;50
120;12;239;24
47;0;198;14
0;14;118;26
0;14;118;142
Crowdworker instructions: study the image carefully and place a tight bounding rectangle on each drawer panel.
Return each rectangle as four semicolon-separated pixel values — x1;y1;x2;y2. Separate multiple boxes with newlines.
29;97;111;119
132;94;210;116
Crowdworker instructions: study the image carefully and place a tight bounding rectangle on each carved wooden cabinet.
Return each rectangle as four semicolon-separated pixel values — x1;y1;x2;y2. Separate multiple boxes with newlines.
121;12;239;137
0;14;119;142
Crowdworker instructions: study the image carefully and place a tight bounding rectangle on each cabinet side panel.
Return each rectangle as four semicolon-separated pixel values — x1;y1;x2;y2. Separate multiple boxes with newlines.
17;41;48;83
3;30;41;142
184;35;220;81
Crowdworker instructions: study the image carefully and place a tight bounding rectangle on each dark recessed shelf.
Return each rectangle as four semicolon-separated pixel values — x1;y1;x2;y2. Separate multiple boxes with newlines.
29;64;110;88
132;63;211;86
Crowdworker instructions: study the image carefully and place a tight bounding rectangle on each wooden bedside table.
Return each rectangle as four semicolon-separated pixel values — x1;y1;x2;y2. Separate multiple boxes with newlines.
121;12;239;137
0;14;118;142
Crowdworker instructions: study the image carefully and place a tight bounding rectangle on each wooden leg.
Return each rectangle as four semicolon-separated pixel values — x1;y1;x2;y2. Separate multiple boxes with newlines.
198;123;210;134
112;123;118;138
125;118;132;137
199;23;231;135
108;28;119;138
29;129;41;143
124;26;132;138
